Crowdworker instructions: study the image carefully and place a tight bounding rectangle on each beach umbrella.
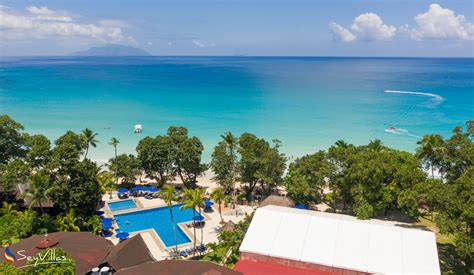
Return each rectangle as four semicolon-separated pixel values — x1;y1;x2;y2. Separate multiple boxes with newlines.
148;187;159;192
101;220;113;228
118;188;129;193
193;215;205;221
295;203;308;209
96;210;105;216
116;232;129;240
131;186;143;192
205;201;214;207
101;217;113;222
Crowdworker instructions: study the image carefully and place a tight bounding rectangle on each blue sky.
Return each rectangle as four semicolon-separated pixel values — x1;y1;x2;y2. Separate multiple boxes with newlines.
0;0;473;56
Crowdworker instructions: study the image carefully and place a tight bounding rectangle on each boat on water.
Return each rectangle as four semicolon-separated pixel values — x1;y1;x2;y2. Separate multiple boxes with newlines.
134;124;143;133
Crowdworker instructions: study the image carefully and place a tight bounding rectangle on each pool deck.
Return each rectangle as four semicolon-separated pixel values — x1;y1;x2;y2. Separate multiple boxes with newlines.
100;192;255;260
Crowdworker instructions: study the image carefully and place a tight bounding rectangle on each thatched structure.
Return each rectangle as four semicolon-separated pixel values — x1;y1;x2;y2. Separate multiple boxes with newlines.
259;195;295;208
219;220;236;232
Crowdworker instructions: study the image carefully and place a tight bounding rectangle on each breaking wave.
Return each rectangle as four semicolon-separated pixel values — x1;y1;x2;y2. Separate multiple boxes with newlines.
384;90;444;102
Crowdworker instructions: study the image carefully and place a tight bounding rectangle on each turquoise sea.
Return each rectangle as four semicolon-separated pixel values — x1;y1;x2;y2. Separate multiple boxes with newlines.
0;57;472;162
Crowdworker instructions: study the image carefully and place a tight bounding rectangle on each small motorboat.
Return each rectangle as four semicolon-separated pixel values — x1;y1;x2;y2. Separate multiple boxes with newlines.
134;124;142;133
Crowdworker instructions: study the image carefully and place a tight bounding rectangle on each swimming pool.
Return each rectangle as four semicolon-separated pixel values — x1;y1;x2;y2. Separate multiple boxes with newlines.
108;200;137;212
114;204;199;247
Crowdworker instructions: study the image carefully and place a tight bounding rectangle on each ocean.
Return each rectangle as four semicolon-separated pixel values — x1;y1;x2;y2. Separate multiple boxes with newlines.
0;56;472;162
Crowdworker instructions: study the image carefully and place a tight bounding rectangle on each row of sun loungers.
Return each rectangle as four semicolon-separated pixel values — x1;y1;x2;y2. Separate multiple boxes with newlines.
169;244;208;258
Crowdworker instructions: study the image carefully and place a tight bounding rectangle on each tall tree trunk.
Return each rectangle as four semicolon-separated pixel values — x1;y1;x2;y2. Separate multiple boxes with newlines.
431;164;434;179
170;205;178;253
219;203;223;223
199;206;204;254
39;201;45;214
192;208;197;254
84;146;89;160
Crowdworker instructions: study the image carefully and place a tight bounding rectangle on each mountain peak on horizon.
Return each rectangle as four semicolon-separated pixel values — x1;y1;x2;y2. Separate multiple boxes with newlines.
73;44;151;56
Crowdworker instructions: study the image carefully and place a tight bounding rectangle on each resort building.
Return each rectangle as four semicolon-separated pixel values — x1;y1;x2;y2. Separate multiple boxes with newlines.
238;205;441;275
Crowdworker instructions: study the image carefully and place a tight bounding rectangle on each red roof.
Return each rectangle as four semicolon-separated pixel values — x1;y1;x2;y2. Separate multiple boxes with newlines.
234;260;334;275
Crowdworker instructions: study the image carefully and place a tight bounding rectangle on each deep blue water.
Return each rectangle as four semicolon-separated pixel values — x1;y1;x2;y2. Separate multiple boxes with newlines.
0;56;472;162
114;204;198;247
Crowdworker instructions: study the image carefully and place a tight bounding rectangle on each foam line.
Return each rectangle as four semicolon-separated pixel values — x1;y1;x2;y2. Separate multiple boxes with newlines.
384;90;444;101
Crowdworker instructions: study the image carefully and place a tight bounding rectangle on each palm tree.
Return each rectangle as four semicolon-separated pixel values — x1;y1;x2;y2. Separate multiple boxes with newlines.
417;134;445;178
23;173;54;214
0;202;17;216
82;128;99;160
367;139;384;152
98;172;115;199
221;132;238;209
180;188;205;254
109;137;120;185
160;185;178;253
56;210;81;232
211;187;225;224
109;137;120;159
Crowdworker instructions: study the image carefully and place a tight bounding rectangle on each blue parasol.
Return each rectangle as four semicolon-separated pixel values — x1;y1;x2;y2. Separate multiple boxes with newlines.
101;220;113;228
205;201;214;207
131;186;142;192
116;232;129;239
118;187;129;193
96;210;105;216
193;215;205;221
295;203;308;209
148;187;159;192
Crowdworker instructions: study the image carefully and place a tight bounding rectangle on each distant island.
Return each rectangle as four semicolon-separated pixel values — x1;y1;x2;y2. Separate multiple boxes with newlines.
73;44;151;56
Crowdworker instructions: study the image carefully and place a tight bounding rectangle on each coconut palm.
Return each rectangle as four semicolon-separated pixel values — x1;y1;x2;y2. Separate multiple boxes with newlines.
56;210;81;232
221;132;238;209
98;172;115;199
23;173;54;214
0;202;17;216
160;185;178;253
211;187;225;223
109;137;120;159
416;134;445;178
81;128;99;160
180;188;205;254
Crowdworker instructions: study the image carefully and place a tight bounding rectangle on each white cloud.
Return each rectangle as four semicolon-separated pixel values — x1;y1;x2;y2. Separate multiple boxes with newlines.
403;4;473;41
0;6;131;43
192;40;216;48
329;21;356;42
351;13;396;41
26;6;72;22
192;40;205;47
98;19;129;28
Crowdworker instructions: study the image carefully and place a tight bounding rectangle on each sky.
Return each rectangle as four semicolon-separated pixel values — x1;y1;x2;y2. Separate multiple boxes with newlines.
0;0;473;57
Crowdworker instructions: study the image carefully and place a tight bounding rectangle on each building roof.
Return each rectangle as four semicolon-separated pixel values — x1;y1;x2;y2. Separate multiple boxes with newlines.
259;195;295;208
239;205;440;275
115;259;242;275
234;260;333;275
102;234;155;271
0;232;111;274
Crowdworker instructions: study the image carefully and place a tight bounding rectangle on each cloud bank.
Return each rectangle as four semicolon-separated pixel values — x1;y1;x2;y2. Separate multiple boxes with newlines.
0;6;131;43
402;4;474;41
329;4;472;43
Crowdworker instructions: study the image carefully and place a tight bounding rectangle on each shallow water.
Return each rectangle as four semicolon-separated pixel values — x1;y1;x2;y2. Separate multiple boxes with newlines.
0;56;472;162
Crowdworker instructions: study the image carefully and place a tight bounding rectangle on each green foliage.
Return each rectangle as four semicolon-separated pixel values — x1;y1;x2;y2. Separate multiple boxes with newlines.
108;154;140;188
168;126;207;188
23;172;54;214
210;132;238;194
25;134;52;169
51;131;87;175
50;159;102;215
55;210;81;232
203;213;254;266
0;114;26;164
0;158;30;201
81;128;99;160
211;188;225;223
181;188;205;251
285;151;330;205
137;135;174;186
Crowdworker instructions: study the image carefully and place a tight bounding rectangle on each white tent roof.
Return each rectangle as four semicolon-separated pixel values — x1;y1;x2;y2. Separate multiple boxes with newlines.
240;205;440;275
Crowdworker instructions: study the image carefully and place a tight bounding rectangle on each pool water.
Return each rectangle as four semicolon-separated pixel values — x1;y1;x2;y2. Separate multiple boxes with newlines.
114;204;199;247
108;200;137;212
